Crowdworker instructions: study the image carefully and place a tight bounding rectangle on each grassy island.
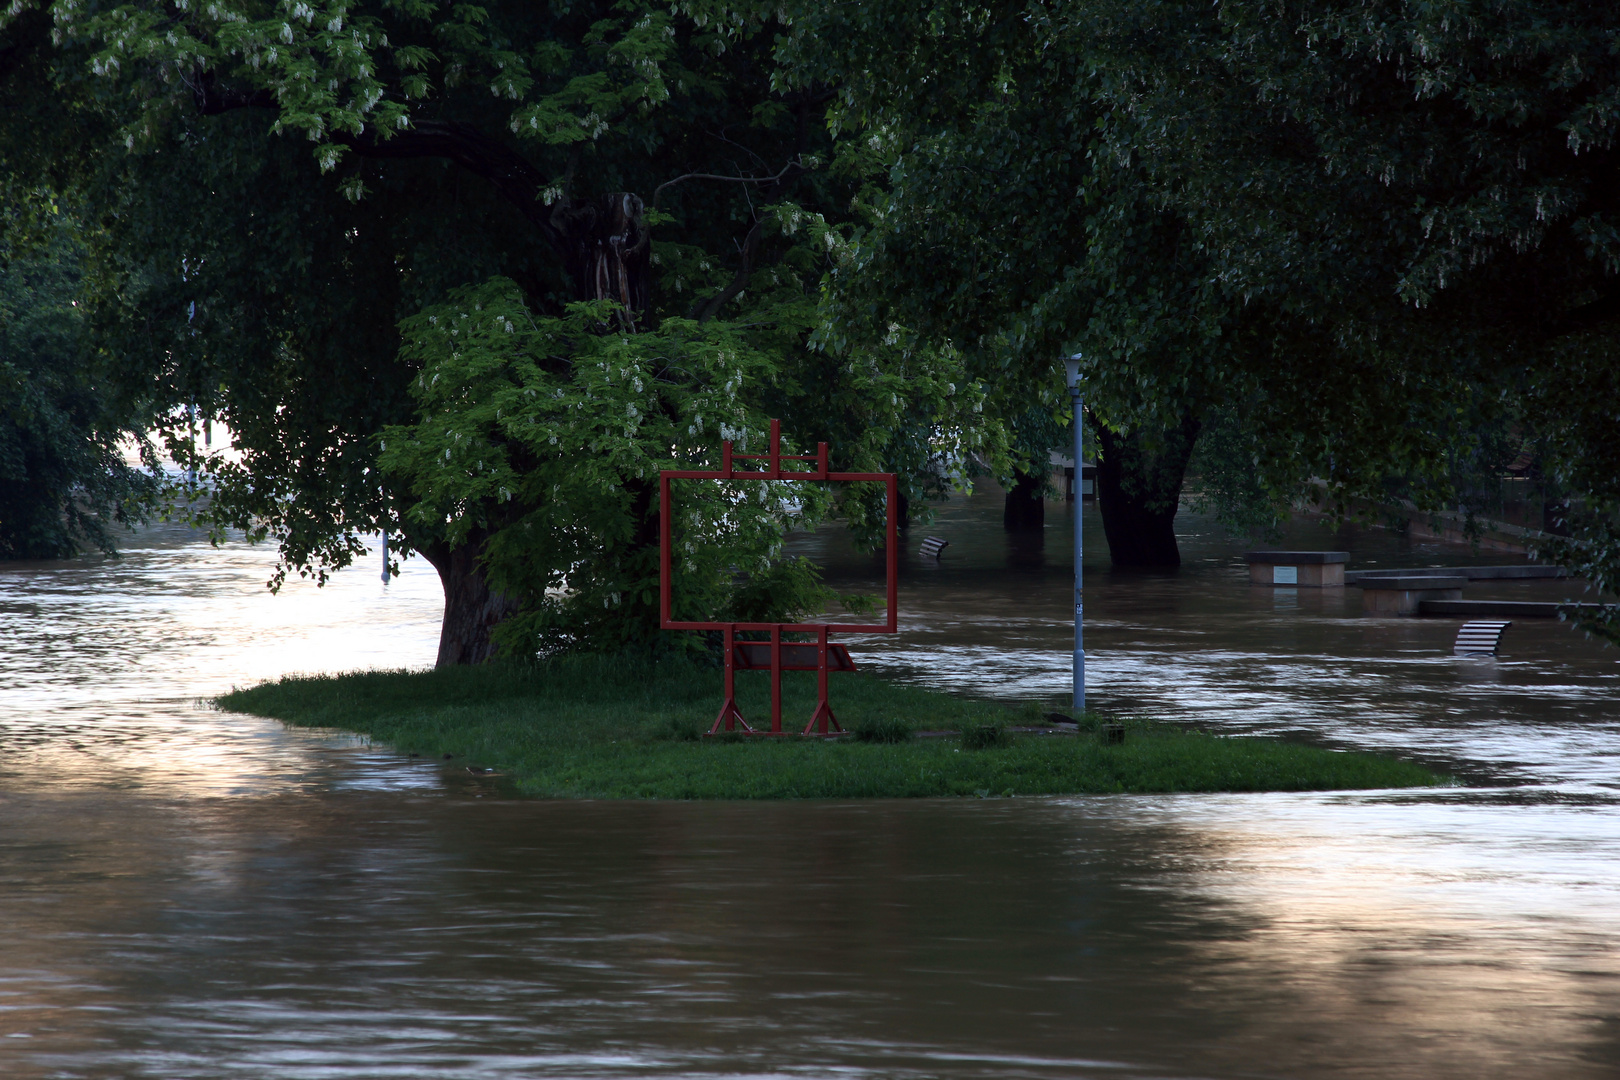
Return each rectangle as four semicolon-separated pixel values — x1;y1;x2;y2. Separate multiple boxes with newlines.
217;658;1445;799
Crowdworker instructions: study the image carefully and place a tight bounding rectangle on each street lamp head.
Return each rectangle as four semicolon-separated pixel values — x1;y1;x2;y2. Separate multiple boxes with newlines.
1064;354;1082;389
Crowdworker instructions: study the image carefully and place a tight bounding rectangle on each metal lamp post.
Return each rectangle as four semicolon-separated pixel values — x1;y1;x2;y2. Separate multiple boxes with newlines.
1065;355;1085;713
380;486;392;583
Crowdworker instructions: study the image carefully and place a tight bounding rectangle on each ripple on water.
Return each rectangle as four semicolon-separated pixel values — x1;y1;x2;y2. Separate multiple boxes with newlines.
0;501;1617;1079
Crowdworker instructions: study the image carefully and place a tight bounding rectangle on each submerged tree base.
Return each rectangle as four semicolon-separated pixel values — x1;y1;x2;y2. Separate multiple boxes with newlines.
216;658;1446;799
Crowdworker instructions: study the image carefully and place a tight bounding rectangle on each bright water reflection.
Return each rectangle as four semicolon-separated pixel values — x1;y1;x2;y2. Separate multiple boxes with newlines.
0;522;443;797
1;500;1617;1079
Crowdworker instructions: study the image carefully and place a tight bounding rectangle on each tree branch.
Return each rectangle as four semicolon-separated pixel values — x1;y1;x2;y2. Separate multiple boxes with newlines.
691;219;763;323
653;160;804;210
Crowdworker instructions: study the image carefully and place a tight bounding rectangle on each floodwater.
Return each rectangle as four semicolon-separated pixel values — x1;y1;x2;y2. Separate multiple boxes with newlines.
1;491;1617;1079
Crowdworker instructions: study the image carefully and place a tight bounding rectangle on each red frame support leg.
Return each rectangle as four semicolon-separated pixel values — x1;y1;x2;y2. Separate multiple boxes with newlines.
769;625;784;734
804;624;843;735
710;626;751;734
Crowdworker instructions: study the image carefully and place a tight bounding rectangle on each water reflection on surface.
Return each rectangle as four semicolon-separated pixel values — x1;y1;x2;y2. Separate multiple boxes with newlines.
0;522;444;798
801;494;1620;798
1;500;1617;1078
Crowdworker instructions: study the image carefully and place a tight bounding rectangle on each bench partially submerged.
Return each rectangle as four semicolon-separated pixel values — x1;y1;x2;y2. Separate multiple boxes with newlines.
1454;620;1512;656
919;536;949;559
1361;574;1467;615
1349;564;1574;616
1244;551;1350;587
1347;565;1567;584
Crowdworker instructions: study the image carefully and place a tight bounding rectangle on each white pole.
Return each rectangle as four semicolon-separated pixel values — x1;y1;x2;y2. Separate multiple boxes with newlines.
1066;356;1085;713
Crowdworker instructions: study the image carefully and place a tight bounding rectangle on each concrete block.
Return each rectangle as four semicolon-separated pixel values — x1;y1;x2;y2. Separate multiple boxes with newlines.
1360;575;1468;615
1244;551;1350;587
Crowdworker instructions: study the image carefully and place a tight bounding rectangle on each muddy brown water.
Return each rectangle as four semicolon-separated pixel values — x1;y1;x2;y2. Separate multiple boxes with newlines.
1;491;1617;1079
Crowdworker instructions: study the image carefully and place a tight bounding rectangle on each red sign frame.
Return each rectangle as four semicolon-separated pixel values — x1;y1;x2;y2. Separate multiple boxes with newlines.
660;419;898;735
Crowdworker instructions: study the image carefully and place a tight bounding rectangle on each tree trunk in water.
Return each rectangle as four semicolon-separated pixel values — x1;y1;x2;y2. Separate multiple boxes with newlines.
1003;467;1046;530
421;535;522;666
1089;410;1201;567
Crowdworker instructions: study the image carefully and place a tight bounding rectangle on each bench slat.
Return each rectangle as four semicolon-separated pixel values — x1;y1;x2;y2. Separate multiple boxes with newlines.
1454;619;1512;655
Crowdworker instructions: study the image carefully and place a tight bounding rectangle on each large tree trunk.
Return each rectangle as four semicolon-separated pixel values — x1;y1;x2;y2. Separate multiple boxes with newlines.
1089;410;1201;567
420;534;522;667
1003;467;1046;530
553;193;651;317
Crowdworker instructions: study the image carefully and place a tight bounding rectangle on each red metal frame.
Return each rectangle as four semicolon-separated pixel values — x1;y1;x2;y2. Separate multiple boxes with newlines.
660;419;898;736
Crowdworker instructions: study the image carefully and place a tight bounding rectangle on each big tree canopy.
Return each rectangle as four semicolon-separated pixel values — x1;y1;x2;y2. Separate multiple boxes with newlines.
1;0;997;660
778;0;1224;565
1;9;158;557
0;211;158;558
783;0;1620;629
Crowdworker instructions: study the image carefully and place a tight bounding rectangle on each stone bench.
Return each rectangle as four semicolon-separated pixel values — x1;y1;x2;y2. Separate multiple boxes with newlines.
1359;575;1467;615
1244;551;1350;587
1346;564;1566;584
1421;599;1597;618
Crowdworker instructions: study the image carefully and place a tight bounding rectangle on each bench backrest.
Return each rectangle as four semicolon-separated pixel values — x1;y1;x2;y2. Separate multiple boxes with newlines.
1455;620;1512;655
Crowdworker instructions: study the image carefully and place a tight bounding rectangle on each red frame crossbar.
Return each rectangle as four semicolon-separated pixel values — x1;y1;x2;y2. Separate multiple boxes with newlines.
660;419;898;735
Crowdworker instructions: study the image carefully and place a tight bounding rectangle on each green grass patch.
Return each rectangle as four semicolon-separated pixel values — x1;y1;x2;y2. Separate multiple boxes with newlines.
216;657;1446;799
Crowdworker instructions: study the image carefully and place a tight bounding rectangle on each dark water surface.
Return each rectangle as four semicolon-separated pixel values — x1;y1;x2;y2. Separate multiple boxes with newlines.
2;495;1617;1079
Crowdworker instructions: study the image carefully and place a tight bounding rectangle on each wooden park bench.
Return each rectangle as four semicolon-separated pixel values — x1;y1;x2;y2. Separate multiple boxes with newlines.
1454;620;1512;656
919;536;949;559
